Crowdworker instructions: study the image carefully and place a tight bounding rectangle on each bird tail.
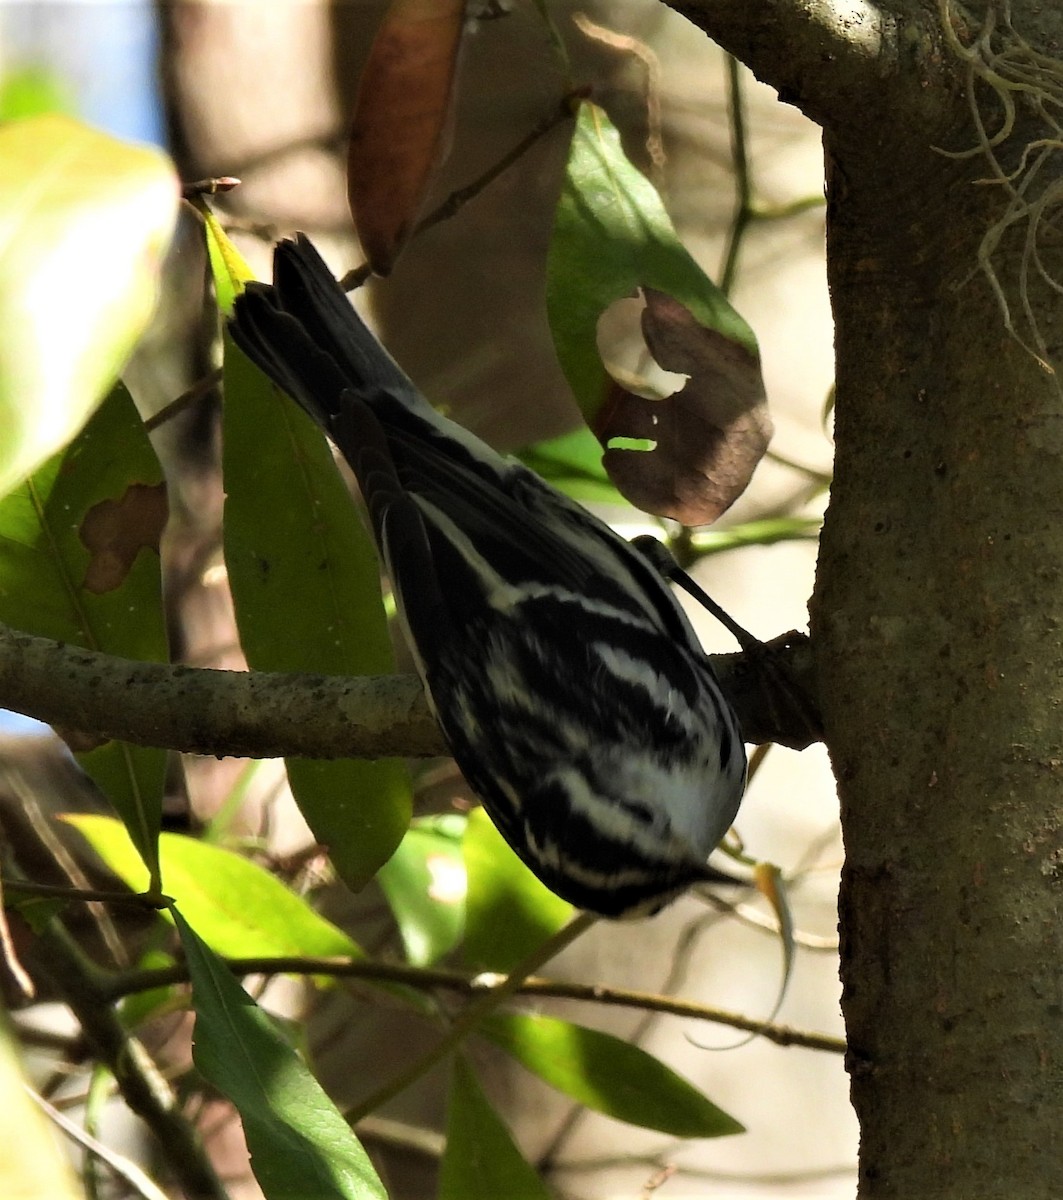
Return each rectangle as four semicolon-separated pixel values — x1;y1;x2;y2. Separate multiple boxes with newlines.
229;235;458;660
228;234;424;435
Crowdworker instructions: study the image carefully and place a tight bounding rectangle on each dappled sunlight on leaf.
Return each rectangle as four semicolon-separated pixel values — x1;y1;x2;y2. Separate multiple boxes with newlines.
462;808;572;973
65;814;362;961
480;1011;744;1137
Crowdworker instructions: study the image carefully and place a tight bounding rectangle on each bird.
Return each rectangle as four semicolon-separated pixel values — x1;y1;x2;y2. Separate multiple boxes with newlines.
228;234;746;917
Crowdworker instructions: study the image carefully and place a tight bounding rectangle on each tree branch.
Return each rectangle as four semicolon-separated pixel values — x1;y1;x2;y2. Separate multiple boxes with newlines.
0;622;442;759
665;0;946;129
0;623;820;758
0;624;820;757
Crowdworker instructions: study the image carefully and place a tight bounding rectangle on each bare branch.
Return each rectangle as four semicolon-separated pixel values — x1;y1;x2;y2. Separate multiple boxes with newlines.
0;619;825;758
0;623;442;759
101;950;845;1054
0;623;820;760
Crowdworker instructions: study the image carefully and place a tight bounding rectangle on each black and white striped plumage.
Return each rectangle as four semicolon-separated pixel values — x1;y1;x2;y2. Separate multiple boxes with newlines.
229;235;746;917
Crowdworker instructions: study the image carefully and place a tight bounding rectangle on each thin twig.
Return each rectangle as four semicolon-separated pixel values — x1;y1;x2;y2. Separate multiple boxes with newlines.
0;872;33;1001
28;1088;172;1200
555;1149;856;1188
719;54;753;297
356;1114;445;1159
83;1064;113;1200
181;176;241;201
100;946;844;1054
699;888;840;951
143;367;224;434
753;194;826;220
717;56;826;297
764;447;832;484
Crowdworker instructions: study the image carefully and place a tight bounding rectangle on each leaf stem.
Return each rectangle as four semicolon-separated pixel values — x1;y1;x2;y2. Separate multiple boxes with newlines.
4;879;173;908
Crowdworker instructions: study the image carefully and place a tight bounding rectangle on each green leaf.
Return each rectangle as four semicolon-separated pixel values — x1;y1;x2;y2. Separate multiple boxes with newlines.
378;815;466;965
175;911;386;1200
220;330;411;891
0;383;168;878
0;114;177;498
479;1012;744;1138
439;1055;553;1200
517;427;633;507
547;102;756;424
64;814;360;961
462;809;571;973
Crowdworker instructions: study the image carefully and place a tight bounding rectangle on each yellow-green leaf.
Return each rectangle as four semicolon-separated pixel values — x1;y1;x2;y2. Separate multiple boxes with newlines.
0;114;177;498
219;329;411;891
378;814;466;965
0;382;168;879
64;814;360;961
203;209;253;314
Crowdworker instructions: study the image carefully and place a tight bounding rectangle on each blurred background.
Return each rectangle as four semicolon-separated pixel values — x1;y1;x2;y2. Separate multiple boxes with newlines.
1;2;848;1197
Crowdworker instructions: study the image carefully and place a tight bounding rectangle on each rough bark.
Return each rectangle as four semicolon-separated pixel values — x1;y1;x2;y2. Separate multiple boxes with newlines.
675;0;1063;1194
824;127;1063;1199
0;624;815;760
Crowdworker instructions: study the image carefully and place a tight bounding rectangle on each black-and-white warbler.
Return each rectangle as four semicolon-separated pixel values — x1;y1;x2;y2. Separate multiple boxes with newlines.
229;235;747;917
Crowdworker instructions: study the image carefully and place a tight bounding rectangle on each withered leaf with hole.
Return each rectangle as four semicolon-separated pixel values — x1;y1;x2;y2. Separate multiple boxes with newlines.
596;289;772;525
348;0;466;275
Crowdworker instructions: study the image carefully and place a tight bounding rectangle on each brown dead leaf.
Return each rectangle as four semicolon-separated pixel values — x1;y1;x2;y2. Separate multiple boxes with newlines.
348;0;466;275
595;289;771;525
79;482;168;594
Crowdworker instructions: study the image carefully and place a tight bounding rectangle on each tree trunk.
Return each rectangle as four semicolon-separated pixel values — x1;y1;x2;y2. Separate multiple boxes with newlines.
677;0;1063;1194
822;119;1063;1198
